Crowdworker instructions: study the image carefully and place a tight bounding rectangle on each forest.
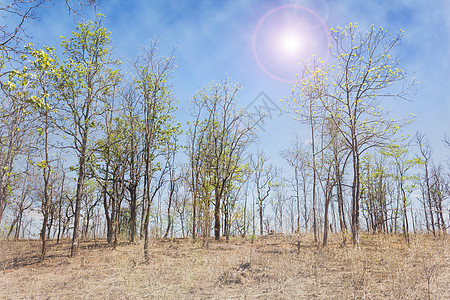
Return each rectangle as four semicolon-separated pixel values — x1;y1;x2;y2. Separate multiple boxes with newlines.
1;1;449;299
1;1;448;261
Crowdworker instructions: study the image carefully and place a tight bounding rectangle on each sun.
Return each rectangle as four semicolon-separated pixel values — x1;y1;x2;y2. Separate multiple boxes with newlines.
279;31;303;56
252;4;330;82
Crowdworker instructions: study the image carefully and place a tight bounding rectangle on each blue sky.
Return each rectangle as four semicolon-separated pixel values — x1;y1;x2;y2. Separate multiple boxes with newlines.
26;0;450;165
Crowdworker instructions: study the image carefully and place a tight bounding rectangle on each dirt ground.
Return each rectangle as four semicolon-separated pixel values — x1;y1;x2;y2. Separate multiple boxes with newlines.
0;233;448;299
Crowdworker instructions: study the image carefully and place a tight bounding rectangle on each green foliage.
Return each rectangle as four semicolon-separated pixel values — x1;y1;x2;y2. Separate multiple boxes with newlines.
248;233;256;243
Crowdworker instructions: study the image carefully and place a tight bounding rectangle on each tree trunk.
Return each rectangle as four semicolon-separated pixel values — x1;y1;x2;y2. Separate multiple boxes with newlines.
41;212;48;260
143;201;151;262
104;193;113;244
323;196;331;247
48;211;54;239
259;200;264;235
303;180;308;231
113;196;121;250
214;194;221;240
41;115;51;260
57;172;65;244
424;164;436;236
163;179;175;239
192;196;197;240
351;148;361;246
140;194;146;239
143;169;151;262
70;151;86;257
311;129;318;243
243;184;248;236
400;182;410;244
436;189;446;235
128;183;137;242
0;192;5;225
295;167;300;232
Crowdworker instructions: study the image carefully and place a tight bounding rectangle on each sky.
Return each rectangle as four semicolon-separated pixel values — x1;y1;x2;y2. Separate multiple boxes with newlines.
25;0;450;167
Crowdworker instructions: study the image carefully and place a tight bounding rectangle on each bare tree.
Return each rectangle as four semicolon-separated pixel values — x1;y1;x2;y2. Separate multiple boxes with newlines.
1;1;47;63
429;164;448;235
416;132;436;236
6;156;34;239
251;150;279;235
271;182;289;233
163;134;180;239
281;136;312;232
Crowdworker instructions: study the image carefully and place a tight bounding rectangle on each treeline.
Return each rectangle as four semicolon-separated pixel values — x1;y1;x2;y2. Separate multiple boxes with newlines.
0;5;448;261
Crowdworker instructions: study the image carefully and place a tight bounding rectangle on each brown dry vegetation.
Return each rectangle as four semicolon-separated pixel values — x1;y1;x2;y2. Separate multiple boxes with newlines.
0;233;448;299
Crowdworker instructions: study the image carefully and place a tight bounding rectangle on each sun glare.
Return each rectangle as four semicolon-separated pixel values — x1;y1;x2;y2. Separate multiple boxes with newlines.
252;4;330;82
279;31;303;55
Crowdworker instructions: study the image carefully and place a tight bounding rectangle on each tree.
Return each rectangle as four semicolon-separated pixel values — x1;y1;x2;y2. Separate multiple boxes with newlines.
53;160;67;244
288;23;415;245
0;0;98;230
360;153;391;234
328;24;416;245
92;79;120;245
120;85;144;243
0;66;32;225
21;43;59;259
381;144;421;244
416;132;436;236
251;150;279;235
284;56;326;242
271;182;289;233
163;134;180;239
131;39;179;262
188;77;261;241
429;164;448;235
0;1;98;78
319;117;347;247
64;0;98;15
281;137;311;232
6;156;34;239
80;178;101;239
56;14;121;257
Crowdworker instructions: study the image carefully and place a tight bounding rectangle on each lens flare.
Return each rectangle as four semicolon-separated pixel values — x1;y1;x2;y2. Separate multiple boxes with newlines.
279;31;304;56
252;4;330;83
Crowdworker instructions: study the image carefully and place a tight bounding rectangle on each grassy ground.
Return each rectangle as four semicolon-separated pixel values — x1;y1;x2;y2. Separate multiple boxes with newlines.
0;233;448;299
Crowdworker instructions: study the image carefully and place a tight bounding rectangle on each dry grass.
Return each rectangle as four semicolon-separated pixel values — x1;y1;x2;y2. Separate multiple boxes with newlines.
0;233;448;299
